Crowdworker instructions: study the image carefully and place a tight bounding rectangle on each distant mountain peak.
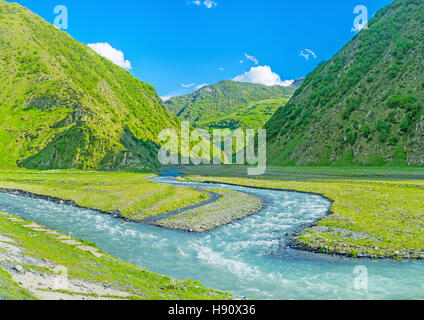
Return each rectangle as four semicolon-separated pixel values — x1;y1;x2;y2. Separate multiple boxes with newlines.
165;80;295;130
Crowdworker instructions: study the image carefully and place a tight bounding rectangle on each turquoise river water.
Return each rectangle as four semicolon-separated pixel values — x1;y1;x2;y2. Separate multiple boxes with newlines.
0;174;423;299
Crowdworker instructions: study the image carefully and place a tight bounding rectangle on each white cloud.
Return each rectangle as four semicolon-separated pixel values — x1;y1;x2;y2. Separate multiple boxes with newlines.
245;53;258;65
233;66;294;87
299;50;309;61
299;49;317;61
161;83;208;102
161;95;174;102
195;83;208;90
87;42;132;70
305;49;317;59
181;83;207;90
218;67;224;71
181;83;196;88
240;53;258;65
204;0;217;8
191;0;217;8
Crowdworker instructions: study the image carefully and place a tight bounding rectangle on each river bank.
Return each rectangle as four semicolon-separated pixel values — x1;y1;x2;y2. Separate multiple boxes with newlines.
0;210;231;300
154;188;264;233
186;174;424;260
0;184;265;234
0;170;208;222
1;172;424;299
2;168;423;260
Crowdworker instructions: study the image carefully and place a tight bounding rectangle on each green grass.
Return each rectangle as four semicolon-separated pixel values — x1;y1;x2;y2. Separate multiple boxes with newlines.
0;265;35;300
0;169;207;221
0;211;231;300
181;164;424;180
165;80;294;130
195;97;290;130
182;165;424;259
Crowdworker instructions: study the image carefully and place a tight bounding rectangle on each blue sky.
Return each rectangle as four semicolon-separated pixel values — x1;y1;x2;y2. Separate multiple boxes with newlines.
10;0;393;98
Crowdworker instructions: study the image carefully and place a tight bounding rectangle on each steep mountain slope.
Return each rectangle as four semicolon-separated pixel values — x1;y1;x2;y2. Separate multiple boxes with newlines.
165;80;295;130
0;1;180;170
266;0;424;166
291;78;305;89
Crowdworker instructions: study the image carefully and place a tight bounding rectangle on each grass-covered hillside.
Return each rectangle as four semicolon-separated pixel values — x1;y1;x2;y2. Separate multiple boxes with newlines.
165;80;294;130
0;1;180;170
266;0;424;166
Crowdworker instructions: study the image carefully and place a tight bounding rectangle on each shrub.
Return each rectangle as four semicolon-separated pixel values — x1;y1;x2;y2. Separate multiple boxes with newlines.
342;108;352;120
342;98;361;120
361;125;371;138
377;120;391;142
387;94;418;109
400;117;410;132
379;129;389;142
345;128;357;144
389;134;399;146
388;65;400;78
387;110;397;123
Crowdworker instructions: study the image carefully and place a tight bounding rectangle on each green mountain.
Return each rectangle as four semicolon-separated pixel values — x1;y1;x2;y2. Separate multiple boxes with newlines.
165;80;295;130
266;0;424;166
291;78;305;89
0;1;180;170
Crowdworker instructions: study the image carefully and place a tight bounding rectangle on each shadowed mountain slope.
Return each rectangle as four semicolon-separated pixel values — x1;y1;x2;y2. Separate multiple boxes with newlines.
0;1;180;170
266;0;424;166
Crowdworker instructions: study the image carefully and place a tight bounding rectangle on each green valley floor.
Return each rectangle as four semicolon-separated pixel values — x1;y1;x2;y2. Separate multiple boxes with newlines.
182;165;424;260
1;165;424;300
0;170;208;222
0;169;260;300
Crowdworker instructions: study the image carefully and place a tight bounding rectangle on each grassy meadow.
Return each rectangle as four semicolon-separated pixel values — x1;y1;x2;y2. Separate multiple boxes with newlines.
183;165;424;259
0;170;207;221
0;164;423;300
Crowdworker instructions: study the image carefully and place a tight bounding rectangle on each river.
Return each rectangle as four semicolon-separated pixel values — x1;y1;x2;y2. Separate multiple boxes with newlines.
0;173;423;299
